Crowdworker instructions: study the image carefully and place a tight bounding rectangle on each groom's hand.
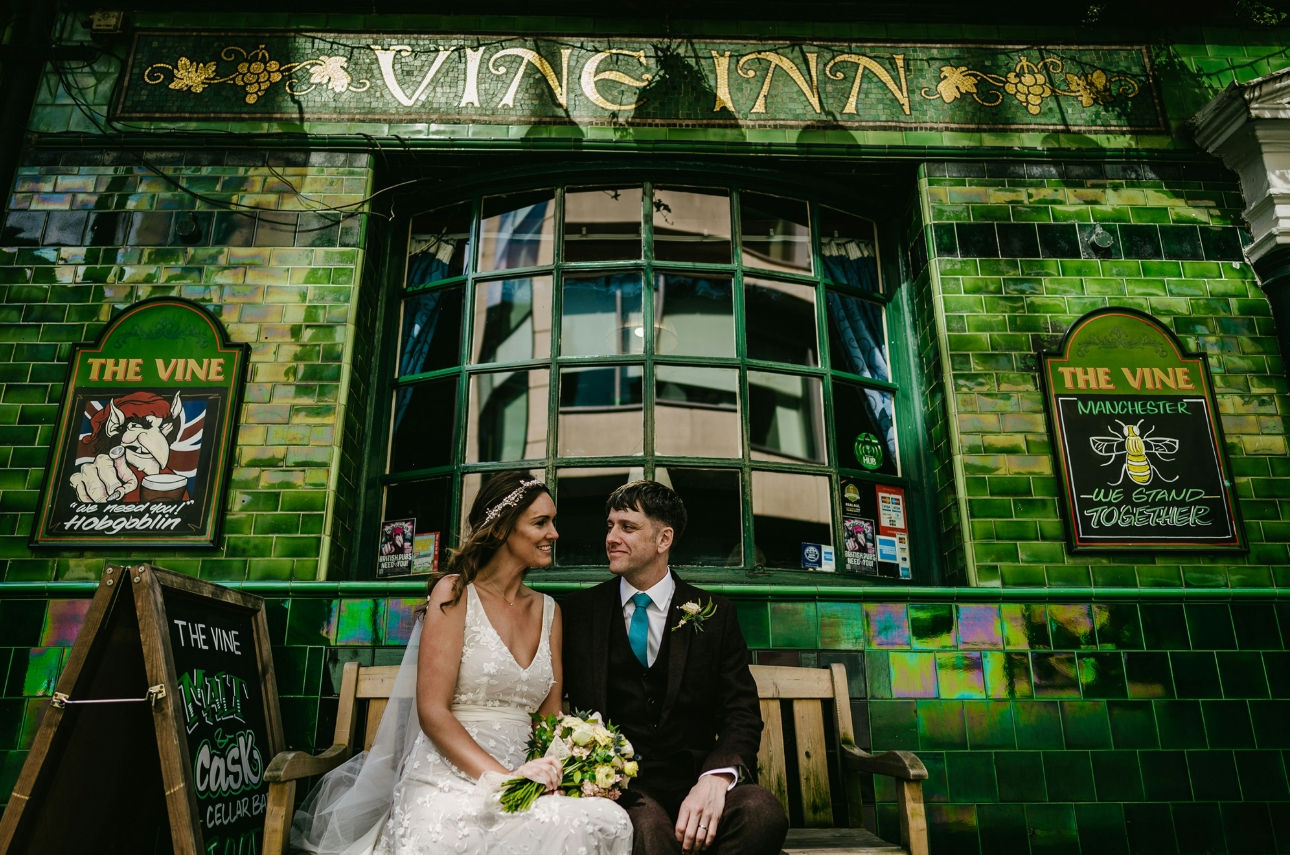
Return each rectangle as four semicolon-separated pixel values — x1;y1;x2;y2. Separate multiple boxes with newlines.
675;773;732;853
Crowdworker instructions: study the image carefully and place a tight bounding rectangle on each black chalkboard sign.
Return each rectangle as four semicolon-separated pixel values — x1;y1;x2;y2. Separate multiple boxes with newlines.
1040;308;1245;552
0;565;284;855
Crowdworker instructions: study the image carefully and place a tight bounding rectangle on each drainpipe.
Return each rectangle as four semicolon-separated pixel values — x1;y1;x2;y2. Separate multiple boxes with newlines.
1193;68;1290;363
0;0;56;204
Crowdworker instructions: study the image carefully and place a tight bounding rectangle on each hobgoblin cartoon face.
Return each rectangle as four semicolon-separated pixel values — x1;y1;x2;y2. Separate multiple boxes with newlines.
108;391;183;475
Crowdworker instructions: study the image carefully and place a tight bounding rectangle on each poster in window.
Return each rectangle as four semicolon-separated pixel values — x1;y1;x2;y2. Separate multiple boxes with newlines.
843;517;877;575
412;531;440;574
378;518;416;577
30;298;247;549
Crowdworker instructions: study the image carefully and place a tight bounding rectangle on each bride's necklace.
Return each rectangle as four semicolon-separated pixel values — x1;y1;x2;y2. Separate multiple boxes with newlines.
481;574;516;606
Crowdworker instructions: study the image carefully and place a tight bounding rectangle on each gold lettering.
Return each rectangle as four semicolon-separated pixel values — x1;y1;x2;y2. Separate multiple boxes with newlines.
1151;367;1177;390
490;47;572;109
186;359;208;381
156;358;178;381
460;47;485;107
710;51;735;113
1097;367;1115;390
126;359;143;382
580;49;653;111
1177;367;1195;389
1057;366;1076;389
209;359;225;381
103;359;128;381
824;53;910;115
1075;367;1097;390
87;358;105;381
370;45;454;107
738;51;821;114
1121;367;1144;390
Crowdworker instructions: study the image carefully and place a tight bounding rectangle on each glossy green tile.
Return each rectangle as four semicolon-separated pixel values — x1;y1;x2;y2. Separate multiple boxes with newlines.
868;700;918;750
272;646;307;695
818;601;864;649
864;603;910;649
1234;749;1290;800
285;597;336;646
1043;750;1096;802
1032;652;1080;697
1187;750;1241;800
1185;603;1236;650
983;651;1033;699
769;601;818;649
918;700;967;749
1140;750;1193;801
1015;701;1065;749
1048;604;1096;649
995;750;1046;802
1220;803;1277;855
920;752;950;802
1107;700;1159;749
909;604;955;649
1266;652;1290;697
1249;699;1290;748
1172;802;1226;855
279;696;319;751
1025;803;1080;855
1216;651;1269;698
890;652;937;698
946;751;998;802
1094;603;1143;650
1076;803;1129;855
0;699;22;752
1140;604;1191;650
866;650;892;699
1092;750;1145;801
1124;804;1178;854
956;604;1003;649
0;601;46;647
1155;700;1208;749
1061;700;1112;749
1125;652;1175;698
383;597;424;645
1202;700;1255;748
963;700;1016;749
7;648;62;697
927;804;978;855
978;804;1030;855
303;645;325;697
1078;652;1128;699
1170;652;1222;698
936;652;986;699
1230;603;1282;650
1001;603;1050;649
334;598;383;646
736;601;770;649
819;651;865;697
38;600;90;647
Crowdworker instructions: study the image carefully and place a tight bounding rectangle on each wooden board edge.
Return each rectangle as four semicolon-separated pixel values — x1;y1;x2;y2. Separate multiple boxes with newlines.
147;564;266;612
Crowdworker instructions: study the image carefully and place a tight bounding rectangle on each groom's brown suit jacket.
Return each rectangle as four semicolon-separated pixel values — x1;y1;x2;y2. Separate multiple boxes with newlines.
562;573;763;812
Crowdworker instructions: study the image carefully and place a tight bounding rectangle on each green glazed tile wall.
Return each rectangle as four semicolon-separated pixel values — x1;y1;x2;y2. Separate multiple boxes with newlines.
0;150;375;583
913;160;1290;589
3;591;1288;855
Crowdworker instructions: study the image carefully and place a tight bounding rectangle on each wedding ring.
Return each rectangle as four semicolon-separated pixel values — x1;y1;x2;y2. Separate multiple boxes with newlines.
698;824;707;830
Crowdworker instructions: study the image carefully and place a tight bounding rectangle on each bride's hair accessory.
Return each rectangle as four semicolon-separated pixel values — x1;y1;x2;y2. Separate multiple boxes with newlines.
483;479;543;526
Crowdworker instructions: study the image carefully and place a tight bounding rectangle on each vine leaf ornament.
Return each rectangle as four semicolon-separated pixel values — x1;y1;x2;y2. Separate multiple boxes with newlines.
921;55;1139;115
144;44;370;104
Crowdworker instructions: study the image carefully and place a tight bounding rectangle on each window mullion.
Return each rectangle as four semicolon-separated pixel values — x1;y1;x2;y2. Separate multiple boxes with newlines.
643;179;656;480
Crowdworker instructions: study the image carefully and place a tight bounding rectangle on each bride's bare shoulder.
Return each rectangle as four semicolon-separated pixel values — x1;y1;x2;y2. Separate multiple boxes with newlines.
426;574;466;614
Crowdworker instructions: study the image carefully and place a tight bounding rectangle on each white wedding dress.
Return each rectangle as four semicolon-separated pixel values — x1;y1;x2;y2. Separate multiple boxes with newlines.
293;582;633;855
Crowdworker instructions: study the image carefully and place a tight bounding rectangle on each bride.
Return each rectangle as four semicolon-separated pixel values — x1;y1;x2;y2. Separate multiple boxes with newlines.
292;472;633;854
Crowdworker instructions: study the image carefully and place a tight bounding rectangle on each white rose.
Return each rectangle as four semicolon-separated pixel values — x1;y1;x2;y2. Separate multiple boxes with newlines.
571;724;596;746
618;739;634;757
681;601;702;616
595;765;618;789
593;728;614;747
622;760;639;777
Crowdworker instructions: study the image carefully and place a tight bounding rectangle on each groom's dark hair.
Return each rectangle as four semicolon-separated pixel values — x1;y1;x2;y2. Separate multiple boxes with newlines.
606;480;687;540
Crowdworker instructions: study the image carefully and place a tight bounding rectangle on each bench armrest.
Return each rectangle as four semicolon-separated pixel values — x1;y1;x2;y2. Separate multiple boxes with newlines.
840;744;928;780
265;743;350;783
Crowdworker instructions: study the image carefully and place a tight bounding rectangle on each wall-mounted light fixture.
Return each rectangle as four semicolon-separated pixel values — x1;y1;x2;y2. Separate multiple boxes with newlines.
1089;224;1115;250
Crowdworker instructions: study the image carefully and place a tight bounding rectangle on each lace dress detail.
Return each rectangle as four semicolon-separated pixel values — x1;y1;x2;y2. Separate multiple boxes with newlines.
370;584;632;855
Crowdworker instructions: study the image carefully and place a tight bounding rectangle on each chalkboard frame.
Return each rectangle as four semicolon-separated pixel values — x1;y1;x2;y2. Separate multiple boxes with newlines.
1039;307;1246;554
0;565;285;855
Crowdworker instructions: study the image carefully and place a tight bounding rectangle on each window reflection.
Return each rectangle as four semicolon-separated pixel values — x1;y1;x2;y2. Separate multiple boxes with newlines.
407;202;472;286
466;369;549;463
390;378;457;472
652;187;731;264
561;273;644;357
749;371;825;463
656;467;742;565
740;192;812;274
471;276;552;365
655;365;740;458
564;187;642;262
399;286;463;377
383;476;451;571
554;467;637;565
479;190;555;272
654;274;734;358
744;278;818;367
460;469;543;535
820;208;880;293
558;365;644;458
752;470;831;569
833;380;898;476
826;291;889;382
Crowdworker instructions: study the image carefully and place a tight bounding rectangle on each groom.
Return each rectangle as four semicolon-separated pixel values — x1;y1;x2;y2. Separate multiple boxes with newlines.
563;481;788;855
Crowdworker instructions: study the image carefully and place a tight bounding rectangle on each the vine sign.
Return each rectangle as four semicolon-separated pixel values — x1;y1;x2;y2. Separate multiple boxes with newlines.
1040;308;1245;553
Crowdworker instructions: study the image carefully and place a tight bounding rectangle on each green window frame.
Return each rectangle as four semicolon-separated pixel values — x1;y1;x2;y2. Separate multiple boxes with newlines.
364;177;935;582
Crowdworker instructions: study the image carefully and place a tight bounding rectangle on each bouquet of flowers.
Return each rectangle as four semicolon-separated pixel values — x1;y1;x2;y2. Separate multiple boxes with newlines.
498;711;639;813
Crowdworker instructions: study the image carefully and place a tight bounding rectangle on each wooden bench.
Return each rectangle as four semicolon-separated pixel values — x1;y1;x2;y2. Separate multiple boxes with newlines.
262;662;928;855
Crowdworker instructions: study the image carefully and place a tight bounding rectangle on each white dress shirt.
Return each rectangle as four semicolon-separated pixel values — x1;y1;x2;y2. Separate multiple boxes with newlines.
618;573;738;790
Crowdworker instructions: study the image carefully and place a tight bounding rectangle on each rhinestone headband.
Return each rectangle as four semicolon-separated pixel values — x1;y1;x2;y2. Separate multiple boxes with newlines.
482;479;543;526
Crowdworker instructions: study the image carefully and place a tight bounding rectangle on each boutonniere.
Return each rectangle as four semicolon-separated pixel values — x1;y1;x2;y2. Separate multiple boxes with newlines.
673;599;717;632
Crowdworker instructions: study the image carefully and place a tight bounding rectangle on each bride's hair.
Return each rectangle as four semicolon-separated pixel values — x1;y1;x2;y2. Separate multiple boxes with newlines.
421;471;551;614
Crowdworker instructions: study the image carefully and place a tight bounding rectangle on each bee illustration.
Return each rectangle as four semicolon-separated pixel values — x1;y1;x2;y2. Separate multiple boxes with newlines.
1089;419;1180;486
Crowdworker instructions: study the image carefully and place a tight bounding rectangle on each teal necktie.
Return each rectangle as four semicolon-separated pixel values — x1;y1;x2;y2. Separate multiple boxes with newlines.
628;592;653;668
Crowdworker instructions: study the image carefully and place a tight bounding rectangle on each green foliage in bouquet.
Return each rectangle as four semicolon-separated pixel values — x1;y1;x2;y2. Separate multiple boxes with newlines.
499;711;640;813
